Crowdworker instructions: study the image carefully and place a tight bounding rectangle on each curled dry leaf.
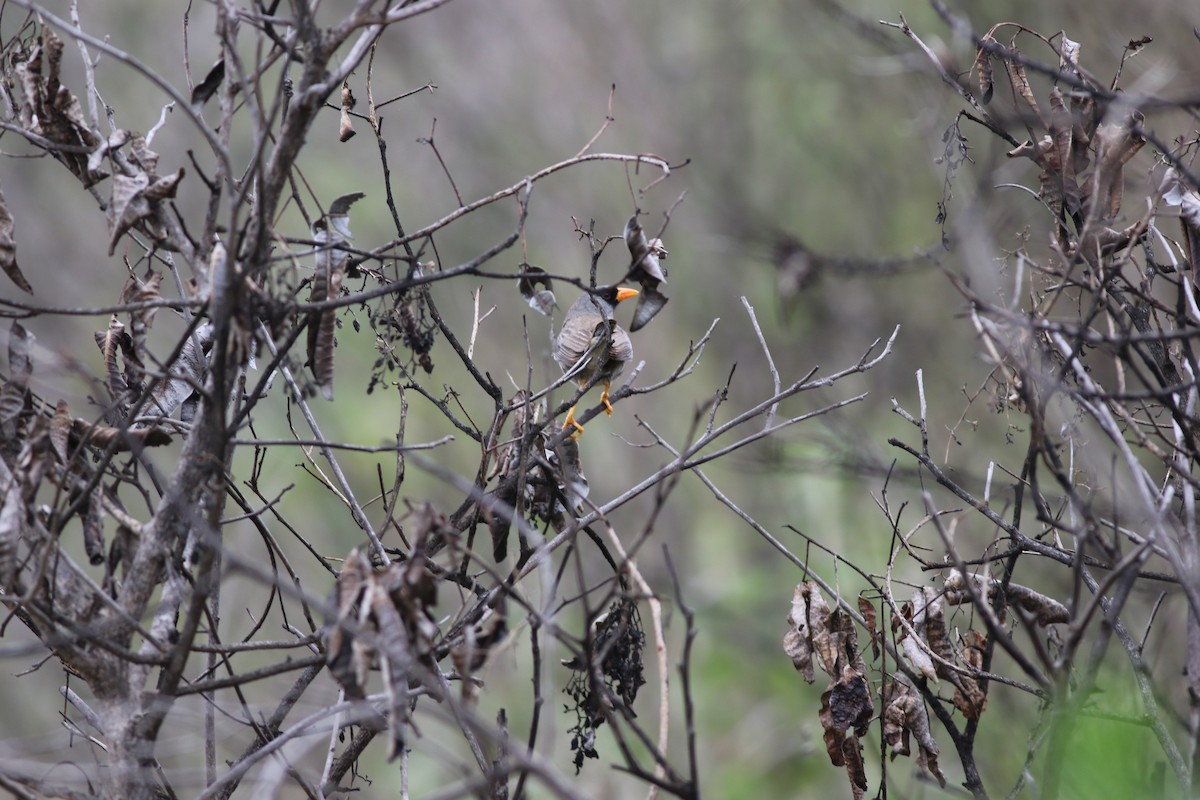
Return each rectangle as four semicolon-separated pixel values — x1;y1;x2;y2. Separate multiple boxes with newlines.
310;256;346;401
107;168;185;256
148;322;214;418
1058;33;1081;76
895;597;938;684
72;420;172;451
952;629;988;719
944;569;1069;625
783;581;830;682
858;594;880;661
0;183;32;294
883;676;946;788
325;544;442;759
819;664;872;799
974;40;994;106
1089;110;1146;224
13;27;101;183
190;59;225;108
0;323;33;439
623;215;669;331
517;265;556;316
339;81;356;142
95;317;134;417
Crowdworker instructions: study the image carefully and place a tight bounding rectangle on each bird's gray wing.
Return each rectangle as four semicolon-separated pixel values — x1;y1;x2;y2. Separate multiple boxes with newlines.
554;305;603;372
608;324;633;364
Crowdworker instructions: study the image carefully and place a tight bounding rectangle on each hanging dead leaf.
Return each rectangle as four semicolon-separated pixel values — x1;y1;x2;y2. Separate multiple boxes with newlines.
858;594;880;661
191;59;225;108
784;581;832;682
0;323;33;440
81;487;105;566
883;675;946;787
95;316;133;414
517;265;556;316
897;596;938;684
944;569;1069;625
310;256;346;401
974;43;994;106
819;664;872;799
49;400;71;463
72;421;172;451
106;168;184;255
13;28;100;182
952;629;988;719
339;81;356;142
623;215;669;331
148;322;213;418
0;184;32;294
326;549;371;699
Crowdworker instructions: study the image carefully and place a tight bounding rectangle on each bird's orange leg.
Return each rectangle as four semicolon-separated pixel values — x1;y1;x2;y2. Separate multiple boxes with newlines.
562;404;585;439
600;382;615;415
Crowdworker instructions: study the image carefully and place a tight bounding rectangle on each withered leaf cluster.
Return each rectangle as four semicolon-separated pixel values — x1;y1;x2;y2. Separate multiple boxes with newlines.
0;319;161;597
325;546;438;759
976;30;1146;255
11;27;185;259
482;389;590;561
783;582;873;798
894;588;985;727
563;599;646;773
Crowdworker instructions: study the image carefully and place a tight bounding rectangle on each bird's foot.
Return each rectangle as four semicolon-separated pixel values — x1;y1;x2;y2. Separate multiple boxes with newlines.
601;384;614;416
563;406;585;439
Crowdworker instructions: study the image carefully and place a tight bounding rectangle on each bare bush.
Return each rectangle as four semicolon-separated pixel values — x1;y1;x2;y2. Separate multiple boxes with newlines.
0;2;892;798
785;4;1200;798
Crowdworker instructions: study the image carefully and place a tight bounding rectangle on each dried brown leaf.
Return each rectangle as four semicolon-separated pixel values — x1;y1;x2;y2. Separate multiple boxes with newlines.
944;570;1069;625
1058;33;1081;76
973;41;994;106
952;629;988;719
8;322;32;387
148;322;213;418
95;316;131;412
325;550;371;699
1047;87;1079;220
1090;110;1146;223
0;325;32;441
72;421;171;451
820;665;872;799
1002;50;1042;126
82;488;105;566
0;184;32;294
0;461;21;590
785;582;836;682
883;677;946;787
922;590;954;674
191;59;225;108
106;168;184;256
312;257;346;401
49;400;71;463
339;82;356;142
858;595;880;661
517;265;556;316
14;29;100;182
623;215;669;330
368;577;413;760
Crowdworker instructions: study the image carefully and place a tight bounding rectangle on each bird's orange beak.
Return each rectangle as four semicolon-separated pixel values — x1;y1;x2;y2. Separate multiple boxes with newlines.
616;287;640;302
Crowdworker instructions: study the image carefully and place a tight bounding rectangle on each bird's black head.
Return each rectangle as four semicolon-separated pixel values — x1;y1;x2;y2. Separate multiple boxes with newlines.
594;285;640;306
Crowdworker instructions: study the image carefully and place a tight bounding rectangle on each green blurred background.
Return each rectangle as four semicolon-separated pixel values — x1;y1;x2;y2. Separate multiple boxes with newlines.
1;0;1197;796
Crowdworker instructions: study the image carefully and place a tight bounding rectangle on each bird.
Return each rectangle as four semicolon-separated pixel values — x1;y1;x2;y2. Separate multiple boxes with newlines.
553;286;639;437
